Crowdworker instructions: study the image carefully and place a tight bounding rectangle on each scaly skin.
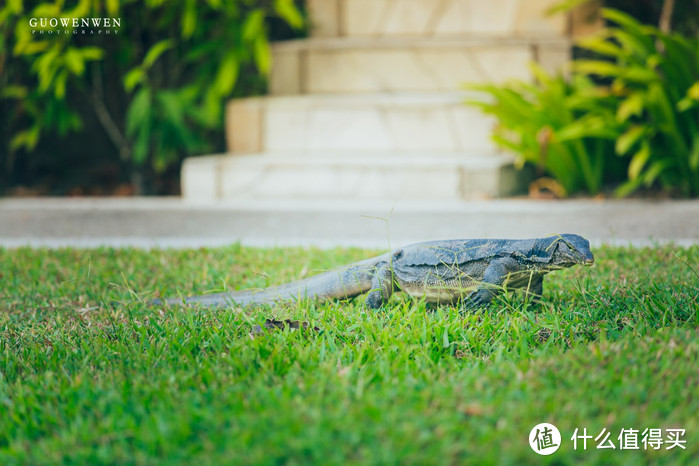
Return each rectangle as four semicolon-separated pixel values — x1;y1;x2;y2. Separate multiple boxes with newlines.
154;234;594;310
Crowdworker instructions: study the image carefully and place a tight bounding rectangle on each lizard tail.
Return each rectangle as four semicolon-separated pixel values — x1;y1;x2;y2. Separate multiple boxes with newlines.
153;254;389;308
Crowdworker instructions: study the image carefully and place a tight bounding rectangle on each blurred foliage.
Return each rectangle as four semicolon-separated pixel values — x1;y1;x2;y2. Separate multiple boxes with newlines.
550;0;699;35
469;8;699;197
467;66;623;196
603;0;699;36
575;9;699;196
0;0;305;194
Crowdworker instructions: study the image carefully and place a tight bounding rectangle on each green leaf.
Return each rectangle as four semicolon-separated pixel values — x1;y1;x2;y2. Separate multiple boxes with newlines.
7;0;23;14
142;40;173;69
182;0;197;39
528;62;554;87
214;53;239;96
657;35;694;76
253;35;271;75
28;124;42;148
243;9;265;42
577;33;624;58
64;48;85;75
33;4;61;18
573;60;656;83
54;70;68;99
689;133;699;171
676;97;695;113
34;46;60;93
614;177;643;198
572;60;623;77
126;88;152;137
609;28;655;62
556;115;618;142
642;160;672;187
133;127;150;165
677;82;699;111
688;81;699;100
602;9;649;41
627;144;650;180
124;67;144;92
17;40;50;55
156;90;185;128
10;124;40;151
106;0;120;16
65;0;90;18
202;88;222;125
80;47;104;61
0;85;28;99
274;0;304;29
544;0;593;16
616;94;644;122
622;67;658;84
10;132;27;151
615;125;645;155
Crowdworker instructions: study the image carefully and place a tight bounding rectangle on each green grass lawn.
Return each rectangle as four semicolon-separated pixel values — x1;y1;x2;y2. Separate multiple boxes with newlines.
0;244;697;464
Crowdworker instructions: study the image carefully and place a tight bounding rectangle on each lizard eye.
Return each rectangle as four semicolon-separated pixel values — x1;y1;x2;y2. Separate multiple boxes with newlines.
556;240;578;262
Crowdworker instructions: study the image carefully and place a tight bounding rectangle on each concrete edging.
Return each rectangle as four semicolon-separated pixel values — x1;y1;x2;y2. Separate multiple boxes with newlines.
1;197;697;249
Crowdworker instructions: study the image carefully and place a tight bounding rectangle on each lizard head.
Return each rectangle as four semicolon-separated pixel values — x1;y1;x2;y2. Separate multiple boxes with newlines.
550;234;594;268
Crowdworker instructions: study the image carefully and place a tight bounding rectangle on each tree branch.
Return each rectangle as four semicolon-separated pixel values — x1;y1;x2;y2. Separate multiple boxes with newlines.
659;0;675;33
89;61;131;161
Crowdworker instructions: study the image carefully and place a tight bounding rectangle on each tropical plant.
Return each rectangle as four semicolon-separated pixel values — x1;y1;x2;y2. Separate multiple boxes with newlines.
574;8;699;196
466;65;623;196
0;0;304;193
467;8;699;197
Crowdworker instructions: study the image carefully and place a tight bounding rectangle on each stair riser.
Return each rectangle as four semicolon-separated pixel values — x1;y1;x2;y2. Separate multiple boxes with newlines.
227;96;500;154
182;155;529;201
271;42;569;95
307;0;574;38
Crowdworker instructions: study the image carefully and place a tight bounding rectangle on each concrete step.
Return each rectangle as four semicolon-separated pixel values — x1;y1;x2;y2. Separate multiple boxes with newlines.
226;92;498;154
181;152;530;202
270;36;570;94
306;0;595;39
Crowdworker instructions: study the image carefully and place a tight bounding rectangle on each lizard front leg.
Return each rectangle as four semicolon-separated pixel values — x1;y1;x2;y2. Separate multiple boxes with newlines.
461;257;519;312
365;261;394;309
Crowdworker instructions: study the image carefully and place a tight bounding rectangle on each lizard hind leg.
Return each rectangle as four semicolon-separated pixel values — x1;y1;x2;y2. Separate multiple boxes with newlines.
365;262;394;309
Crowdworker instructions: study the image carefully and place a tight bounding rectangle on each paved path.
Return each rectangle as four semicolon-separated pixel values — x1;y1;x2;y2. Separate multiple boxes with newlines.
1;197;697;249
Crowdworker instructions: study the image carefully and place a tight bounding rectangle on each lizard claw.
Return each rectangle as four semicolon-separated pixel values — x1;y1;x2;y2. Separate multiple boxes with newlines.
459;289;494;315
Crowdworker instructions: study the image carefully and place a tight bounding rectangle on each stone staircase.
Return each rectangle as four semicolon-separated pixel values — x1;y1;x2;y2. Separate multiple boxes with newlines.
182;0;597;202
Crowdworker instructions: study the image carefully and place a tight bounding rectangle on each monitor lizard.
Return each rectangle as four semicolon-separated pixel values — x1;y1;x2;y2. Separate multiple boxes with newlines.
154;234;594;311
